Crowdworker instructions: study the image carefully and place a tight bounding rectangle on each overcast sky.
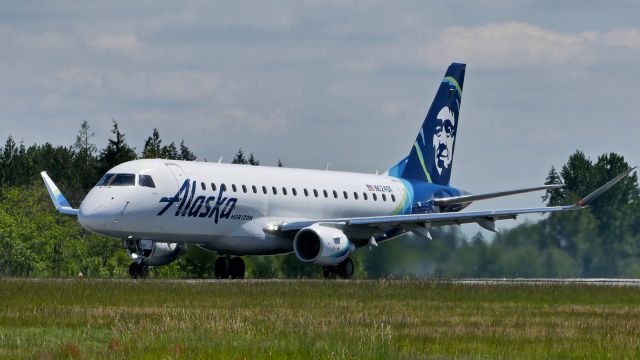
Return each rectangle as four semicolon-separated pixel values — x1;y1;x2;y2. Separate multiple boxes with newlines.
2;1;639;234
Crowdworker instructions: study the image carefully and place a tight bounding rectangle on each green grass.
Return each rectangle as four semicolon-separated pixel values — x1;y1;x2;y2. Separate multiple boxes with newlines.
1;279;640;359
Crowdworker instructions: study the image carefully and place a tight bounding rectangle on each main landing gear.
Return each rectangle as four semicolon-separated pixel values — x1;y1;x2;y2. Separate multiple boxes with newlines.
214;256;245;279
322;257;354;279
129;262;149;279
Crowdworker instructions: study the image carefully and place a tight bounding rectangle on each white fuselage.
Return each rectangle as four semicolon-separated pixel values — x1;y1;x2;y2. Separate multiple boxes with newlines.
79;159;409;255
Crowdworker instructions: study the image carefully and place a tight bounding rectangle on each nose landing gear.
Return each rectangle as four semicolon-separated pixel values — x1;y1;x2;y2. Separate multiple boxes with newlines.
214;256;245;279
128;262;149;279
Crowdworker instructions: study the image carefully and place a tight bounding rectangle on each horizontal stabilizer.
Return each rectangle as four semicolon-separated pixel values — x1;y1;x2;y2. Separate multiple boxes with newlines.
433;184;563;207
41;171;79;216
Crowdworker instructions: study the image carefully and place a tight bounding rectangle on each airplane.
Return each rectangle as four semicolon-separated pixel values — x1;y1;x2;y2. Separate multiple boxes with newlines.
41;63;636;279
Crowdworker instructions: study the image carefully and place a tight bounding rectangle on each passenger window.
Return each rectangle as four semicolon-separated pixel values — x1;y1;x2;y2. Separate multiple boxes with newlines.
391;194;396;202
313;189;319;198
96;173;115;186
343;191;348;199
354;192;358;200
252;185;257;194
382;194;387;201
211;183;216;191
372;193;377;201
221;184;227;191
292;188;297;196
272;186;277;195
201;182;206;190
323;190;328;198
304;189;309;197
139;175;156;188
333;190;338;198
232;184;237;192
282;187;287;196
110;174;135;186
363;192;368;201
242;185;247;193
262;186;267;194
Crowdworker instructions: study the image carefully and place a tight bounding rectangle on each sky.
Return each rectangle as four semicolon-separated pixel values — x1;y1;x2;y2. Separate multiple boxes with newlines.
1;1;639;235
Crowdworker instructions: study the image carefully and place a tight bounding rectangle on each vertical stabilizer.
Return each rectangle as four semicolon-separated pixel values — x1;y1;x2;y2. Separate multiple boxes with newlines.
388;63;465;186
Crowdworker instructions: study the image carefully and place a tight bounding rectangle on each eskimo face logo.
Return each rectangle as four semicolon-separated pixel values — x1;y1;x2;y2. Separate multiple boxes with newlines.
433;106;457;175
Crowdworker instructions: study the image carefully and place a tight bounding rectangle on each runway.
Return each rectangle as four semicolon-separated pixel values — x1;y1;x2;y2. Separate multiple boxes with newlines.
5;277;640;286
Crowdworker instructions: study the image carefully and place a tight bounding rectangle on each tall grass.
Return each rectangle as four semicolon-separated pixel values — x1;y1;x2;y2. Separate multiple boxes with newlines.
0;279;639;359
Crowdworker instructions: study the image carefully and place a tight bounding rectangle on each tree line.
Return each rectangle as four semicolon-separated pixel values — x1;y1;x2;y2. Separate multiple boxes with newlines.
0;120;638;277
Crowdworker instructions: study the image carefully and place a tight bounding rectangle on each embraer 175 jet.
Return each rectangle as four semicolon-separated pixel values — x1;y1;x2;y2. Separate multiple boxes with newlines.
42;63;635;279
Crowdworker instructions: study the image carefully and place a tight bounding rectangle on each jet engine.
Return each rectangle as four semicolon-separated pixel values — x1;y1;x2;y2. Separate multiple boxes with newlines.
124;239;185;266
293;224;355;266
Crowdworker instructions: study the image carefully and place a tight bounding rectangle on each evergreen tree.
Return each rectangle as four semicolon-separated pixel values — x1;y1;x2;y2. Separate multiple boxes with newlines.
72;120;98;192
178;140;197;161
142;128;163;159
542;166;563;205
247;153;259;166
232;148;247;164
277;159;284;167
161;142;179;160
97;120;137;176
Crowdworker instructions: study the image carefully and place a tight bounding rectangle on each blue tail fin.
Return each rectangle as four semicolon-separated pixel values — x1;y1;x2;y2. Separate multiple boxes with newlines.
388;63;465;186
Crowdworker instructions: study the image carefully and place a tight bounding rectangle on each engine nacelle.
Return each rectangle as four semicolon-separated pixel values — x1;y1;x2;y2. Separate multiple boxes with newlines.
124;239;185;266
293;224;355;266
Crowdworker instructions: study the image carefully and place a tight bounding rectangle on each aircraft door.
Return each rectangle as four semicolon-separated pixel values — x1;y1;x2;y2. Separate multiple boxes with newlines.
166;163;188;185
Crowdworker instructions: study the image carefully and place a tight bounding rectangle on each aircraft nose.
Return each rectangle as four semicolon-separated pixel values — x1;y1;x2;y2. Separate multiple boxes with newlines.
78;189;122;231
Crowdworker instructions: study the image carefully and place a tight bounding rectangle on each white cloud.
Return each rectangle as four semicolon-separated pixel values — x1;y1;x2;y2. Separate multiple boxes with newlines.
605;28;640;49
421;22;600;68
89;33;142;54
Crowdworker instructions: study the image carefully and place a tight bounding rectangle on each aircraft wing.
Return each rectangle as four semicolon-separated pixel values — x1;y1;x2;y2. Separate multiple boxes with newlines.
279;167;636;234
41;171;79;216
432;184;562;207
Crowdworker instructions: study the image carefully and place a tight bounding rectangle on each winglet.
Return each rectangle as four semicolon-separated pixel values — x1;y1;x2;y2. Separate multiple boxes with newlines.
575;167;637;207
40;171;79;216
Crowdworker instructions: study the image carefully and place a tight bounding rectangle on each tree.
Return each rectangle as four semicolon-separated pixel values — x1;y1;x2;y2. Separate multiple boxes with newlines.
232;148;247;164
97;120;137;176
142;128;163;159
178;140;196;161
247;153;259;166
72;120;98;192
277;159;284;167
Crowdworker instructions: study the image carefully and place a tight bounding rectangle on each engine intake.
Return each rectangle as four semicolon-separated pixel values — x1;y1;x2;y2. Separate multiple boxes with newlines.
124;239;185;266
293;224;354;266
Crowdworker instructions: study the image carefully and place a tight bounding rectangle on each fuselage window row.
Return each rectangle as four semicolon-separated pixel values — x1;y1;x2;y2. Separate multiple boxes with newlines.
197;181;396;203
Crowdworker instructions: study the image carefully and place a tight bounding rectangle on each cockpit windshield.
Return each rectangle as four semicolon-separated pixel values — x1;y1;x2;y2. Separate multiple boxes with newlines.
95;173;136;187
139;174;156;188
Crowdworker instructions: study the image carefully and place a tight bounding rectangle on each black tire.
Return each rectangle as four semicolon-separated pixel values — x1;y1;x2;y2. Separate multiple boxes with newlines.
229;257;245;279
337;258;354;279
138;264;149;279
128;263;138;279
214;257;229;279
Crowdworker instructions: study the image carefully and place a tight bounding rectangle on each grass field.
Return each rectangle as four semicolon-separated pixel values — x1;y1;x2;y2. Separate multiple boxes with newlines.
1;279;640;359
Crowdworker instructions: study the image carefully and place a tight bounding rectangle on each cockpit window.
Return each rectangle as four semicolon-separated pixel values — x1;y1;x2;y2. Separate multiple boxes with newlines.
96;173;116;186
110;174;136;186
96;173;136;187
139;175;156;188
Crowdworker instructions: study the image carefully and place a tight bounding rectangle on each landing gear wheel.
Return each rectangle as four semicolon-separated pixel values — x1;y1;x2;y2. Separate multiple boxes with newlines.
322;266;337;279
128;263;138;278
214;257;229;279
229;257;245;279
337;257;354;279
129;263;149;279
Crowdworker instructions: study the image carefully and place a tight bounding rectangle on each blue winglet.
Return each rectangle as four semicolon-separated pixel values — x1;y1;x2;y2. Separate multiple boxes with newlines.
40;171;79;216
